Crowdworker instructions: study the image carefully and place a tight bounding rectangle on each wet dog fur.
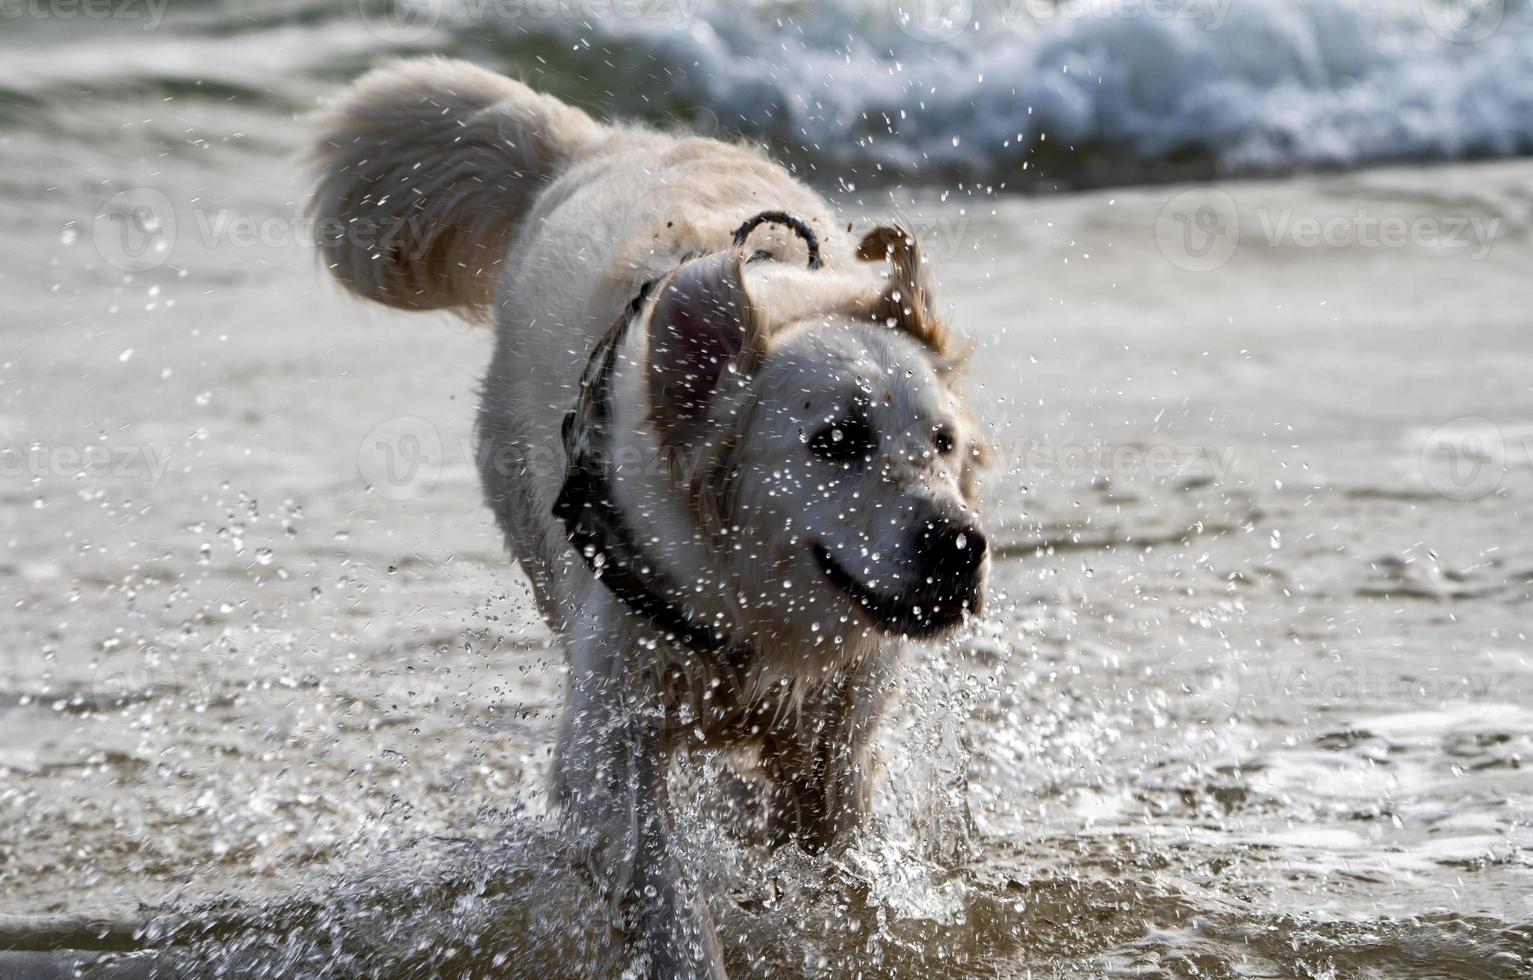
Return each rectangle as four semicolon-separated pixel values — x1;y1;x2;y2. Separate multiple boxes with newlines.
308;57;988;978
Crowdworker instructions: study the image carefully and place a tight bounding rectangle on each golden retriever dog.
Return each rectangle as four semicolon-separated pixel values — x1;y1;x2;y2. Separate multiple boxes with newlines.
309;57;988;978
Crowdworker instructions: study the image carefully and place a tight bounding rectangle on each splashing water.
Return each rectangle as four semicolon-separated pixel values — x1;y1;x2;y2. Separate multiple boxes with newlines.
3;2;1533;976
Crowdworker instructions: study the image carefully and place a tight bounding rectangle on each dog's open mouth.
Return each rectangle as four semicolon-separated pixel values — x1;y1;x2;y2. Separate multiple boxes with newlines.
813;543;978;638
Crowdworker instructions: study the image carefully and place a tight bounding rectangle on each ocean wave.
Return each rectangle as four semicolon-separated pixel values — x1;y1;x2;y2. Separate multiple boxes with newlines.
6;0;1533;186
442;0;1533;184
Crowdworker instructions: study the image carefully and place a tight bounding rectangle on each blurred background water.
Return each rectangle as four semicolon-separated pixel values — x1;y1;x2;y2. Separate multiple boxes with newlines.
7;0;1533;184
2;1;1533;977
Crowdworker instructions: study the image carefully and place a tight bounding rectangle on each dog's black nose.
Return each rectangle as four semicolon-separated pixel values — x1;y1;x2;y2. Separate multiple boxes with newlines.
917;516;988;581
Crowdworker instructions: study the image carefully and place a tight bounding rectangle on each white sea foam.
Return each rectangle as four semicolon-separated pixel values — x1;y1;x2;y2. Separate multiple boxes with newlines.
6;0;1531;183
450;0;1533;179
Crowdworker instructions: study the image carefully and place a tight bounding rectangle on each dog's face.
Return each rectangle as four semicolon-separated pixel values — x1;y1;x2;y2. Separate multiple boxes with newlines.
644;232;987;644
731;323;987;640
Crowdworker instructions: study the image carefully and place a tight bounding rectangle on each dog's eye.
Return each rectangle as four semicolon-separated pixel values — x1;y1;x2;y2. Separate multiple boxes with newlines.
810;418;876;464
932;424;957;456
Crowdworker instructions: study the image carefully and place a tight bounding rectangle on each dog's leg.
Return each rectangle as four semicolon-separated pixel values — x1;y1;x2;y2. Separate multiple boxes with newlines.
625;714;728;980
554;595;727;979
762;659;893;855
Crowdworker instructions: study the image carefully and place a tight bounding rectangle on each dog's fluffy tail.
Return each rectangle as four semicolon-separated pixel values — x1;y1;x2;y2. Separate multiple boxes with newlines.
308;57;604;317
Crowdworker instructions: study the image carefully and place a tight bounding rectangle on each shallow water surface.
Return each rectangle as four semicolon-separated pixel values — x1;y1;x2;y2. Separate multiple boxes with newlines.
3;8;1533;978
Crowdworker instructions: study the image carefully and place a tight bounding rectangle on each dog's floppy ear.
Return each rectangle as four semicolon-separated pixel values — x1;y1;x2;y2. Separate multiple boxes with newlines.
858;223;952;357
646;248;759;440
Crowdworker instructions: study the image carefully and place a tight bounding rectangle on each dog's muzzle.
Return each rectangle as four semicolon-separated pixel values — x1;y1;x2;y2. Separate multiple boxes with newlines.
813;518;987;638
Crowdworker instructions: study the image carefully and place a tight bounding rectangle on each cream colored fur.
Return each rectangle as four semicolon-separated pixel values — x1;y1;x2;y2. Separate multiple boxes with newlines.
309;57;987;980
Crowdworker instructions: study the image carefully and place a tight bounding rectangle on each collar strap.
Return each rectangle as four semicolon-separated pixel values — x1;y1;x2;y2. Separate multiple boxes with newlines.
554;213;821;662
733;210;821;270
552;279;747;664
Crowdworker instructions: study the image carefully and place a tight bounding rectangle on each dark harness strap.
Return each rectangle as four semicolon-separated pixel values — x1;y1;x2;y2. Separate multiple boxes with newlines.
552;211;821;664
732;210;821;269
551;280;742;662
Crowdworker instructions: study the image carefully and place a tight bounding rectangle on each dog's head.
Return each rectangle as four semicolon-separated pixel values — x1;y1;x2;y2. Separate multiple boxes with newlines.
642;225;988;644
